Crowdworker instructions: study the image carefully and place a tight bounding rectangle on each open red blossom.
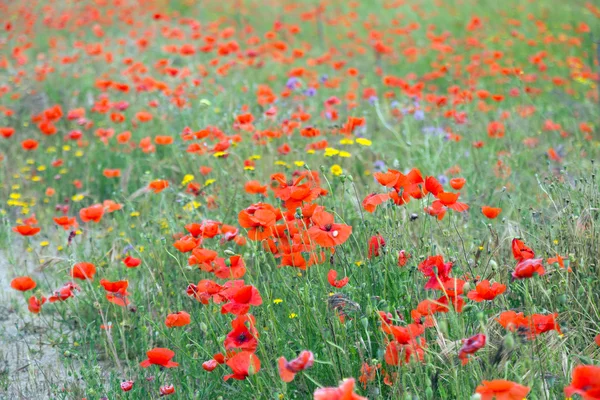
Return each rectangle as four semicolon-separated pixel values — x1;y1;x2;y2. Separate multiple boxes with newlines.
223;351;261;381
308;210;352;248
564;365;600;399
165;311;191;328
28;295;47;313
140;348;178;368
123;256;141;268
511;238;535;261
10;276;37;291
79;204;105;223
467;280;506;302
475;380;530;400
512;258;545;279
221;284;262;315
71;262;97;280
314;378;367;400
327;269;349;288
224;314;258;352
362;193;391;213
13;225;41;236
418;255;453;289
458;333;486;365
278;350;314;382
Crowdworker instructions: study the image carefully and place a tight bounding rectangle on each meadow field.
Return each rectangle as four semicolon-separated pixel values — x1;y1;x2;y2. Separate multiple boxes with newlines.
1;0;600;398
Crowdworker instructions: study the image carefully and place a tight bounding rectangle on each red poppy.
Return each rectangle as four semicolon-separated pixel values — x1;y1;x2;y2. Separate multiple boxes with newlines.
53;216;78;231
327;270;349;288
159;384;175;396
120;381;134;392
71;262;97;280
475;380;530;400
467;280;506;302
511;238;535;261
278;350;314;382
213;255;246;279
564;365;600;399
149;179;169;193
397;250;411;267
308;210;352;248
79;204;105;223
28;295;47;313
481;206;502;219
223;351;261;381
140;348;178;368
418;255;453;289
165;311;191;328
12;225;41;236
449;177;466;190
10;276;37;291
224;314;258;352
368;234;385;258
221;284;263;315
362;193;391;213
313;378;367;400
512;258;545;279
238;204;277;241
123;256;141;268
458;333;486;365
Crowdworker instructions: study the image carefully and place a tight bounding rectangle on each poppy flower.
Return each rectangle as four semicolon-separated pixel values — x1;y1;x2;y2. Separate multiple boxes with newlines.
467;280;506;302
12;225;41;236
397;250;411;267
511;238;535;261
53;216;78;230
244;180;267;196
221;284;263;315
595;334;600;347
48;282;80;303
79;204;105;223
362;193;391;213
449;177;466;190
165;311;191;328
238;204;277;241
21;138;39;151
223;351;261;381
28;295;46;313
418;255;453;289
140;348;179;368
202;359;219;372
120;381;134;392
278;350;314;382
458;333;486;365
512;258;545;279
496;311;529;332
481;206;502;219
224;314;258;352
564;365;600;399
313;378;367;400
475;379;530;400
328;270;349;288
308;210;352;248
368;234;385;258
159;384;175;396
149;179;169;193
123;256;141;268
10;276;37;291
71;262;97;280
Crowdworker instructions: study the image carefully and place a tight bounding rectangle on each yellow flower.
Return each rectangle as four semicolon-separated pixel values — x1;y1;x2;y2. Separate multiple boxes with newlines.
40;241;49;247
339;151;351;158
356;138;372;146
37;165;46;171
138;246;145;253
355;260;364;267
275;161;289;167
250;155;262;160
72;194;84;202
57;245;64;251
244;166;255;171
130;211;140;217
181;174;194;185
47;146;57;153
26;159;35;165
9;193;20;199
306;149;315;154
273;299;283;304
11;185;20;190
330;164;343;176
294;161;305;167
553;240;559;245
324;147;340;157
183;201;202;211
205;179;216;186
62;145;71;151
75;150;84;157
32;176;41;182
339;138;354;145
288;313;298;319
213;151;228;158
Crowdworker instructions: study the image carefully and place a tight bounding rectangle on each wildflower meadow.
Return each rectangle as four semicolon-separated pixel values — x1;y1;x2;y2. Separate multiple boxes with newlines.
1;0;600;399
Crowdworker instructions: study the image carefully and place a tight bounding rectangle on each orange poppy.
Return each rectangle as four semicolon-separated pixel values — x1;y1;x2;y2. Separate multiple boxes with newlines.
140;348;178;368
223;351;261;381
79;204;105;223
123;256;141;268
565;365;600;399
10;276;37;291
278;350;314;382
307;210;352;248
481;206;502;219
449;177;466;190
71;262;97;280
149;179;169;193
165;311;191;328
12;225;41;236
475;379;530;400
103;169;121;178
313;378;367;400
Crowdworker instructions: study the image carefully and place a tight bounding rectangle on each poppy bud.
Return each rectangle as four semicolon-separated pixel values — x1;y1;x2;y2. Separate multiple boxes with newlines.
504;333;515;350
